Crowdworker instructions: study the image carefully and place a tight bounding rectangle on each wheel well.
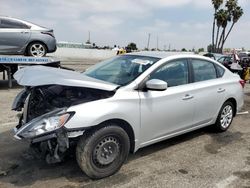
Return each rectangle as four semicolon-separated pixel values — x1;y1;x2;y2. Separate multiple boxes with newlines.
26;40;48;54
225;98;237;116
91;119;135;153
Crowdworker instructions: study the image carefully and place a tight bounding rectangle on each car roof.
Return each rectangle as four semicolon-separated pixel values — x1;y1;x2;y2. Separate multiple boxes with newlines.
203;52;224;59
126;51;223;65
0;16;28;23
128;51;194;59
218;55;232;58
0;16;48;30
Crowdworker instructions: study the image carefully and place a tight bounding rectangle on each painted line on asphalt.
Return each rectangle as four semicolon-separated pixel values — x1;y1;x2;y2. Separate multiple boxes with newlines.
237;111;249;115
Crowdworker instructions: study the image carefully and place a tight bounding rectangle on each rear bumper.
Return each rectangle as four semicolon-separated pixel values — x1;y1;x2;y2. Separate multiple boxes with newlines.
46;38;57;53
236;90;244;113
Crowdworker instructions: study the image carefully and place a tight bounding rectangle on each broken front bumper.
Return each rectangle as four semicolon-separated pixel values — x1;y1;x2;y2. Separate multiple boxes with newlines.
14;112;85;163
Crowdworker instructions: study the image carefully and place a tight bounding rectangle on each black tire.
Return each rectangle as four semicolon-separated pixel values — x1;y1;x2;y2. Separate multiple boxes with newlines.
76;125;130;179
214;101;234;132
27;42;47;57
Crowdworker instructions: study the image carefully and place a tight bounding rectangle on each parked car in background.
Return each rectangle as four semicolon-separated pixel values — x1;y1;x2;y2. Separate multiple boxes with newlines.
203;53;223;61
238;52;250;60
0;16;56;57
12;52;244;179
217;55;233;69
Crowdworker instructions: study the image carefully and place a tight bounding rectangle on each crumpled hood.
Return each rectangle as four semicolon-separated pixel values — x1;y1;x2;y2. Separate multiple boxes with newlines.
14;66;119;91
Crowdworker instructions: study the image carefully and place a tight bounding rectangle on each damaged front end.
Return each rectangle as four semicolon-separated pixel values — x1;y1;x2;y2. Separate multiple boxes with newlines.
12;85;115;163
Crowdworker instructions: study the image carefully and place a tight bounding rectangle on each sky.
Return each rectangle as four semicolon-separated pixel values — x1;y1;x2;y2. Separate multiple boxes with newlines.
1;0;250;50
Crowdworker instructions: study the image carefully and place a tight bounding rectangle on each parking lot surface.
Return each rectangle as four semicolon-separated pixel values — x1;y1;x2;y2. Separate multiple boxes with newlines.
0;60;250;188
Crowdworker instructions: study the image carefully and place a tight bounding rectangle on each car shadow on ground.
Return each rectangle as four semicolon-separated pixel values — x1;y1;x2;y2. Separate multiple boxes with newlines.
0;126;230;187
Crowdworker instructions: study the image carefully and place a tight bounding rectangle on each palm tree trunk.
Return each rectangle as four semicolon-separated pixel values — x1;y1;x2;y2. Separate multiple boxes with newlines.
217;28;225;51
219;29;225;53
215;25;220;53
221;23;235;48
212;16;216;52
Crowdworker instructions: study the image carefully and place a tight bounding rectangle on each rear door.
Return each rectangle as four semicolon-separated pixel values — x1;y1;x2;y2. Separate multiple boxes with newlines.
0;18;31;53
190;58;226;126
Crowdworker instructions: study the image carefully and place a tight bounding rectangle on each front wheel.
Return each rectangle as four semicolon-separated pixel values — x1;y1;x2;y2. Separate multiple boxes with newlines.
76;126;130;179
27;42;47;57
214;101;234;132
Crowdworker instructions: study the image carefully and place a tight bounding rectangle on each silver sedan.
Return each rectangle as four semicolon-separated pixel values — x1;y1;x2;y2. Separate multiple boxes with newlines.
0;16;57;57
12;52;244;179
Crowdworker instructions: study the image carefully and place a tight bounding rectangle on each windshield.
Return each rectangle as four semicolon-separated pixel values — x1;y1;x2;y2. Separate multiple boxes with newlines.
218;56;232;63
84;55;160;86
217;57;225;63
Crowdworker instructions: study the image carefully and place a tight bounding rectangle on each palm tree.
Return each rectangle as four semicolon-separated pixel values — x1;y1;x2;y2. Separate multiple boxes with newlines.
220;5;243;50
210;0;243;53
214;9;227;52
216;9;230;52
225;0;237;13
211;0;223;52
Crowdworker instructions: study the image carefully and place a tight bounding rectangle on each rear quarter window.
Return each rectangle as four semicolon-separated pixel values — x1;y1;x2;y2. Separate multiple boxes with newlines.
192;59;217;82
215;64;225;78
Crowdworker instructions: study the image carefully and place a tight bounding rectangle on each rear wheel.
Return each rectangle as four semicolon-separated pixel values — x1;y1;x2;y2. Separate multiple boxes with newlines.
27;42;47;57
76;125;130;179
214;101;234;132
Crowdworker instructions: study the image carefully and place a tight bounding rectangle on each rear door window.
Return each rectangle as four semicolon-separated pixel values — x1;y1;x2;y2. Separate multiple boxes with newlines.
0;18;29;29
191;59;217;82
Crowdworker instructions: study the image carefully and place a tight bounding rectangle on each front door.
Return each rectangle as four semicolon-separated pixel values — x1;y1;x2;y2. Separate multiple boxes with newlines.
139;59;195;146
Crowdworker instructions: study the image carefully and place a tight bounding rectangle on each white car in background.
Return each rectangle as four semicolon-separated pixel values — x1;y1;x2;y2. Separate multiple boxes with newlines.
12;52;244;179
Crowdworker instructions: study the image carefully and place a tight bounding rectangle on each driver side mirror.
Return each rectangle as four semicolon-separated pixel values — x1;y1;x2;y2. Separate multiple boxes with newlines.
145;79;168;91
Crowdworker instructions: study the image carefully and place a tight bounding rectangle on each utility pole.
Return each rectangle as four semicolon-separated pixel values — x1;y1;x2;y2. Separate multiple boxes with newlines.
164;45;166;51
147;33;151;50
86;31;91;44
156;35;159;51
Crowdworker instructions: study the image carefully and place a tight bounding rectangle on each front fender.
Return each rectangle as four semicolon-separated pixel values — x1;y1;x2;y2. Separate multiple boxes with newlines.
65;98;139;129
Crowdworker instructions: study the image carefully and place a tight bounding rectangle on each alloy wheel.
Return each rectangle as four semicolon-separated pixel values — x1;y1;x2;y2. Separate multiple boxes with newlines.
220;105;233;129
30;44;46;57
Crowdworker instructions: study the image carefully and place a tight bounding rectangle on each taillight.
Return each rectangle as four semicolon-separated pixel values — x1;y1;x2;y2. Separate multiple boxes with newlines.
239;80;245;88
41;31;55;38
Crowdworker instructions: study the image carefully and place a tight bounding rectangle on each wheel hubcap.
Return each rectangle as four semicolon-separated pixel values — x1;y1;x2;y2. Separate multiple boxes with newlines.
30;44;45;57
93;136;120;166
220;105;233;129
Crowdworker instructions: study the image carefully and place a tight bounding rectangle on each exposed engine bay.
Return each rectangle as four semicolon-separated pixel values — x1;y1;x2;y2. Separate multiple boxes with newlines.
26;85;115;122
13;85;115;163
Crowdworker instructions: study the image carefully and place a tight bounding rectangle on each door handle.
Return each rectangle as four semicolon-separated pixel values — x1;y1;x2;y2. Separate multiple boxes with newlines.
217;88;225;93
182;94;193;100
